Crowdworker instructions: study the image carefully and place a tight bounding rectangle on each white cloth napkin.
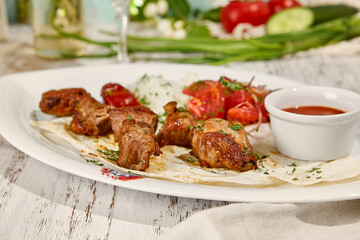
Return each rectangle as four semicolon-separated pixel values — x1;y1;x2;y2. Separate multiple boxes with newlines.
159;200;360;240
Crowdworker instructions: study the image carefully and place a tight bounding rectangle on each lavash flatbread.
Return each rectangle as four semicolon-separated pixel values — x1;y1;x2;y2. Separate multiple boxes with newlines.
31;117;360;187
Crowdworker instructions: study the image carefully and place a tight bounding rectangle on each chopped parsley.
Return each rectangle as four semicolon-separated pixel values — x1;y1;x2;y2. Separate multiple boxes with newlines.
220;129;228;135
307;167;321;173
292;177;298;181
140;96;150;106
189;124;204;131
127;115;132;120
86;159;104;167
219;76;247;91
231;123;243;131
160;82;172;88
96;147;119;162
242;146;249;154
158;112;167;124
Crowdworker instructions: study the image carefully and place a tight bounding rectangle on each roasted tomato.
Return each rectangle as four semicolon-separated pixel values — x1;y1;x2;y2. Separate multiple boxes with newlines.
268;0;301;13
183;80;226;120
220;0;271;33
101;83;140;107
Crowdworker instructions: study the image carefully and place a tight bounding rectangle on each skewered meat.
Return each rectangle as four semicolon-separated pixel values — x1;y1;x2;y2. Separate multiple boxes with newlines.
191;118;257;171
109;105;158;141
39;88;88;116
117;119;161;171
70;94;112;137
156;101;197;148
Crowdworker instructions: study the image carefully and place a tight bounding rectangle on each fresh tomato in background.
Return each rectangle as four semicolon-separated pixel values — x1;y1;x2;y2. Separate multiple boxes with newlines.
183;80;226;120
101;83;140;107
268;0;301;13
220;0;271;33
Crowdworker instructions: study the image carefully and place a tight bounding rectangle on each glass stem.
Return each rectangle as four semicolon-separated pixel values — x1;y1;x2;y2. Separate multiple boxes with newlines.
115;5;129;63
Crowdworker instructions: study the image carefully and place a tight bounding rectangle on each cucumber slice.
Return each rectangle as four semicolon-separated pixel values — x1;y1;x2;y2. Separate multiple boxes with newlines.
267;7;314;35
310;5;358;25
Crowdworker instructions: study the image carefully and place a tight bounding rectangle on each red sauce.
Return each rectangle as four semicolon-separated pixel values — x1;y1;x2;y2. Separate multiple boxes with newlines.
282;106;346;115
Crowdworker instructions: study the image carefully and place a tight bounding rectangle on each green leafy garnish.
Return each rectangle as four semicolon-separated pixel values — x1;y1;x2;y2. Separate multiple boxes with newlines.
219;76;246;91
96;147;119;162
231;123;243;131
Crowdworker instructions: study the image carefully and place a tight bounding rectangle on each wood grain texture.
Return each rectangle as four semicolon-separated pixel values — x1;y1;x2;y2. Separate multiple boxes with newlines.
0;25;360;240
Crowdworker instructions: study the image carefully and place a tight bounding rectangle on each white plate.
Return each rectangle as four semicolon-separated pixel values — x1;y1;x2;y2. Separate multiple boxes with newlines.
1;63;360;203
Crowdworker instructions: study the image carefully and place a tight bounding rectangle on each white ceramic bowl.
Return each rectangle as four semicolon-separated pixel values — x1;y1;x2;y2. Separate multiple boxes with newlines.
265;86;360;161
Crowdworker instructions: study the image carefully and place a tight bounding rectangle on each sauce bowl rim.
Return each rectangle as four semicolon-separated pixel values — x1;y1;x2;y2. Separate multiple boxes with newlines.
265;86;360;123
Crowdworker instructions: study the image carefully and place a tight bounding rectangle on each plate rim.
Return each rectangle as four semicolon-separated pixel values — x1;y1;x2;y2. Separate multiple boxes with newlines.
1;62;359;203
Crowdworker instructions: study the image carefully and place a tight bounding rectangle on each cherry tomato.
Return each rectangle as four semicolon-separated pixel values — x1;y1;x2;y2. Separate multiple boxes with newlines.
185;81;226;120
101;83;140;107
268;0;301;13
226;102;259;125
220;0;271;33
226;89;252;109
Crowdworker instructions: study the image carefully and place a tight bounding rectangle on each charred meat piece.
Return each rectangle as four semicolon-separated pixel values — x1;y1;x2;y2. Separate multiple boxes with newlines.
109;105;158;141
117;119;161;171
39;88;88;116
191;118;257;172
156;101;197;148
70;94;112;137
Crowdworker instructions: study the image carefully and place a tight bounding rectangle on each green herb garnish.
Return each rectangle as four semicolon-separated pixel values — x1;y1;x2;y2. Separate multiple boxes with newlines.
231;123;243;131
220;129;228;135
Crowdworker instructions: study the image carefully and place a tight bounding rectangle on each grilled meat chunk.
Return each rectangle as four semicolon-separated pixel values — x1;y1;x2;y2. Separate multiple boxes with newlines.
109;105;158;141
117;119;161;171
156;101;197;148
39;88;88;116
69;95;112;137
191;118;257;171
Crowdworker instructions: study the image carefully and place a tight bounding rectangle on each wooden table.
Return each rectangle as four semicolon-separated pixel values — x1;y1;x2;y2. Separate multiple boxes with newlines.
1;25;360;240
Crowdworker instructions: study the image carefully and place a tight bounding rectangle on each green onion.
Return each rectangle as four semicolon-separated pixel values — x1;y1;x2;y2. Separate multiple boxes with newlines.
45;15;360;64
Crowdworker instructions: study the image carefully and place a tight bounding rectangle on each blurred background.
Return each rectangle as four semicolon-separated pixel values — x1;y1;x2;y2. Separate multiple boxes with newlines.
1;0;360;66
